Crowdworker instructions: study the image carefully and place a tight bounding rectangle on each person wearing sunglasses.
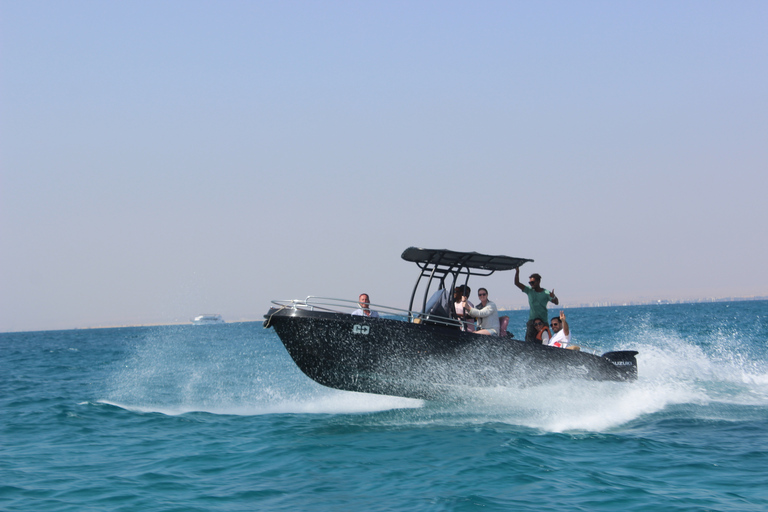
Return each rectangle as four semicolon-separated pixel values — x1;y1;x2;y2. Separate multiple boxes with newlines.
514;267;558;343
461;288;500;335
532;318;551;345
548;311;579;350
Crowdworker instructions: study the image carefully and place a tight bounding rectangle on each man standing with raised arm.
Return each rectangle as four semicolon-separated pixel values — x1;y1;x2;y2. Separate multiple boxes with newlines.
515;267;558;343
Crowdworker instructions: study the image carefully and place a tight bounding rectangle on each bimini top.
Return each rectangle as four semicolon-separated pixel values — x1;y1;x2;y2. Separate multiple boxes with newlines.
401;247;532;272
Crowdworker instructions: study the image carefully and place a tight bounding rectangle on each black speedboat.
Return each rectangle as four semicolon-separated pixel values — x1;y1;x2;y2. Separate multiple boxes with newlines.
264;247;638;400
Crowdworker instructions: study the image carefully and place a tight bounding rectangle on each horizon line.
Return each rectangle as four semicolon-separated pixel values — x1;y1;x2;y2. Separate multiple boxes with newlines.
2;295;766;335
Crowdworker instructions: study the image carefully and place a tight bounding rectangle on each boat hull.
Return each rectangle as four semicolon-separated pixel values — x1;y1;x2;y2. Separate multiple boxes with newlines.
264;307;637;400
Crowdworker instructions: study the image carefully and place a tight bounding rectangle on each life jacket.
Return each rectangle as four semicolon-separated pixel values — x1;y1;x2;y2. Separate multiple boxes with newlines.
535;325;551;343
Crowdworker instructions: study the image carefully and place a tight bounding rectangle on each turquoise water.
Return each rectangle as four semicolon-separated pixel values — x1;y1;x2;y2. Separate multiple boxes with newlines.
2;301;767;511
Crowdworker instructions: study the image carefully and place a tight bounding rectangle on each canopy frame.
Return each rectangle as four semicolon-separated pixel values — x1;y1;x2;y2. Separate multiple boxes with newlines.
401;247;533;315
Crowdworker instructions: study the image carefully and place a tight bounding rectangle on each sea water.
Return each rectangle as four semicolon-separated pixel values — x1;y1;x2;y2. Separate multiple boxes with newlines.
1;301;767;511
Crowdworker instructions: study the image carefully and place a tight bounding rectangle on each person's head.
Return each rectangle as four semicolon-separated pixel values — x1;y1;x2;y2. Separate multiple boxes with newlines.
454;284;470;299
478;288;488;304
550;316;562;333
533;319;546;331
529;273;542;289
358;293;371;308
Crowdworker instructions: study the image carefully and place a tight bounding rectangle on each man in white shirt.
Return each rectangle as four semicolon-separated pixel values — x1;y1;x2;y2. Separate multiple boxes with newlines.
351;293;380;317
549;311;580;350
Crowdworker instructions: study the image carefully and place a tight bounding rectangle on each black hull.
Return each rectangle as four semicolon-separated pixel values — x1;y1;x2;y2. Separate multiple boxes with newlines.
264;307;638;400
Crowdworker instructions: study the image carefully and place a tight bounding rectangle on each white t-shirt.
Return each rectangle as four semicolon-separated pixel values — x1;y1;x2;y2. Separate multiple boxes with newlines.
455;301;475;331
352;309;379;317
548;329;570;348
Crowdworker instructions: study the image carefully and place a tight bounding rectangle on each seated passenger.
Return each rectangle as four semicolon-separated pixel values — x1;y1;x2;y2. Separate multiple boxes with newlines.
351;293;380;318
533;319;550;344
548;311;580;350
453;285;475;332
462;288;500;335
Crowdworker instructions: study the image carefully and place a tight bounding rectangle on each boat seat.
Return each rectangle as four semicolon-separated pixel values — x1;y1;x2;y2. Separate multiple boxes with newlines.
499;316;509;336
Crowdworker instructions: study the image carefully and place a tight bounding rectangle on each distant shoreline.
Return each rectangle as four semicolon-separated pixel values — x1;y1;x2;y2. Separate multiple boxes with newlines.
3;296;766;334
497;295;768;311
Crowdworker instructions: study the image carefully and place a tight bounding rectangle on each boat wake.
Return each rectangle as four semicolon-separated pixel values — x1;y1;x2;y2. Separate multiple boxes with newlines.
100;323;767;431
429;327;768;432
100;326;424;416
98;391;422;417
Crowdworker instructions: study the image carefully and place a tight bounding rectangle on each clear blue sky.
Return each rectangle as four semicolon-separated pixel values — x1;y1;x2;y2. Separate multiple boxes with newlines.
2;1;766;332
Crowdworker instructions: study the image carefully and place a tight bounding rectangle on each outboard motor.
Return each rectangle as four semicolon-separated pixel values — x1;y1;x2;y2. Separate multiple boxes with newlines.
602;351;639;380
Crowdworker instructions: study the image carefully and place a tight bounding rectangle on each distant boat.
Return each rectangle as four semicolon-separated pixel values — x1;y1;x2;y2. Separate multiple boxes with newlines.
192;314;225;325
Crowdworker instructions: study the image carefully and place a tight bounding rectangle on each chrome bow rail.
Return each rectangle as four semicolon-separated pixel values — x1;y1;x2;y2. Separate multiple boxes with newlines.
269;296;462;328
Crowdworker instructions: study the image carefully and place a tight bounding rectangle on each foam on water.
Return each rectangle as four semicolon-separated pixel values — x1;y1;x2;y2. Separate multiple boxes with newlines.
433;322;768;432
99;391;422;416
101;313;767;432
101;325;424;416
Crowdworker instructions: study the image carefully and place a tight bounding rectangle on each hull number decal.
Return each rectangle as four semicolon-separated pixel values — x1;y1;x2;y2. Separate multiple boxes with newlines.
352;324;370;335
